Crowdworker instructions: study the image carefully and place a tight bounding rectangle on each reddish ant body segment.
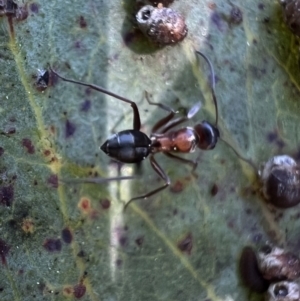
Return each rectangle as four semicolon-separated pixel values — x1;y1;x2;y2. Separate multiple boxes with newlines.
51;51;222;209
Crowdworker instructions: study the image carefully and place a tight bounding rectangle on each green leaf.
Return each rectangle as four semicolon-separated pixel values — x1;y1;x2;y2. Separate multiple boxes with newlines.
1;1;300;301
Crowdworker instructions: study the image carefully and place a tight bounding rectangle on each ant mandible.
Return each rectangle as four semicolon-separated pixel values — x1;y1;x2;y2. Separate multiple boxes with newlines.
51;51;220;209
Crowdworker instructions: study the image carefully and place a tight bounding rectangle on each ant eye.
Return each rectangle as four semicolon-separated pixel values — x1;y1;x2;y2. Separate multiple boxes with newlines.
260;155;300;208
136;5;188;45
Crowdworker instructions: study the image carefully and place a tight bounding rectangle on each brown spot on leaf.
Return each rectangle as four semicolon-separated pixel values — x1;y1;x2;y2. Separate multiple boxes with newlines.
210;183;218;196
0;185;14;206
78;16;87;28
43;238;62;252
22;138;35;154
63;286;73;297
100;198;110;209
208;2;216;9
21;218;34;233
62;228;73;244
78;197;91;214
0;238;10;265
170;180;184;193
177;233;193;255
135;236;144;246
73;283;86;299
44;150;51;156
47;174;58;188
0;147;4;156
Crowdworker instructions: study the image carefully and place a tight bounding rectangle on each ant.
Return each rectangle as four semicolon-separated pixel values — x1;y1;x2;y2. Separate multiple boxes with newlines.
51;51;247;209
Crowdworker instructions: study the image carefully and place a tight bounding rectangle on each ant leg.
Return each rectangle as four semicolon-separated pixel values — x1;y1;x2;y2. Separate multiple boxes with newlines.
124;154;170;210
164;153;198;174
144;91;177;132
158;102;201;134
50;67;141;130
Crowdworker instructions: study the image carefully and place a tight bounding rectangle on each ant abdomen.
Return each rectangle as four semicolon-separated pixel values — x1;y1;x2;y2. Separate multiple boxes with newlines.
101;130;151;164
261;155;300;208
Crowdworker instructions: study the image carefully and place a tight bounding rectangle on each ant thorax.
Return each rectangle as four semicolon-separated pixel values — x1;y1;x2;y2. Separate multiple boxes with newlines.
150;127;199;153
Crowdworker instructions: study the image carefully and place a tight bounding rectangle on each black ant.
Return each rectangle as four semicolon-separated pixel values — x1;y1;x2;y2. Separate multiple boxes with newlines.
51;51;249;209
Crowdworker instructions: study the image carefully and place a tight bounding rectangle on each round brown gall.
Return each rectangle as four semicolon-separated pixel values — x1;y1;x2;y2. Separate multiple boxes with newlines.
260;155;300;208
136;5;188;45
257;246;300;281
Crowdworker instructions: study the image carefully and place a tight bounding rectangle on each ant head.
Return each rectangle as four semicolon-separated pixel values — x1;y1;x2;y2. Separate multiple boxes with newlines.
194;121;219;150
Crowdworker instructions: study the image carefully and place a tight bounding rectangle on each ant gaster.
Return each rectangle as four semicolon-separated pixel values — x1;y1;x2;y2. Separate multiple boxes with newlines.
51;51;223;209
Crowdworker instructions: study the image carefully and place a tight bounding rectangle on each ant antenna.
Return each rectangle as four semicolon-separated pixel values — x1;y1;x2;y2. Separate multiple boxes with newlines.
195;50;258;172
195;50;219;127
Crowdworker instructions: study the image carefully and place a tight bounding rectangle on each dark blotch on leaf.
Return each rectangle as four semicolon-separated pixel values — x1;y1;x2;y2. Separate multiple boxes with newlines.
230;6;243;24
239;246;269;293
0;185;14;206
211;183;218;196
119;236;128;247
170;180;184;193
43;238;62;252
267;131;277;142
135;236;144;246
0;238;10;265
177;233;193;255
73;284;86;299
80;100;91;112
47;174;58;188
22;138;35;154
100;198;110;209
65;120;76;138
77;250;85;257
116;258;123;267
211;12;224;31
0;147;4;156
78;16;87;28
61;228;73;244
29;3;39;13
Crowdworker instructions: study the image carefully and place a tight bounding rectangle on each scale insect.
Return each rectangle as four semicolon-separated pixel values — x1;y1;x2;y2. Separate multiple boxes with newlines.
51;51;232;209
